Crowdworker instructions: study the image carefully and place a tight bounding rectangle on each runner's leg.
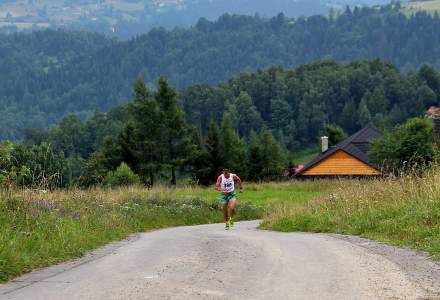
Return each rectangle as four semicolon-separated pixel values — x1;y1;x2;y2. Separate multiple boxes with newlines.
229;198;237;219
222;203;229;222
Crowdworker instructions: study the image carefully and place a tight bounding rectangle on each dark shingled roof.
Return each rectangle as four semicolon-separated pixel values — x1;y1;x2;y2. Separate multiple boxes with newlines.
296;124;383;176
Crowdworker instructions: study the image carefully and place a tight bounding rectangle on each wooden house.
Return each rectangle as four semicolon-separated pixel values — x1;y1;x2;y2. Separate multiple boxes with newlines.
296;125;383;177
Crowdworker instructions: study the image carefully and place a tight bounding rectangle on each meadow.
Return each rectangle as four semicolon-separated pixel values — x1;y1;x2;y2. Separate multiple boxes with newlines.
262;169;440;260
403;0;440;14
0;181;328;282
4;170;440;283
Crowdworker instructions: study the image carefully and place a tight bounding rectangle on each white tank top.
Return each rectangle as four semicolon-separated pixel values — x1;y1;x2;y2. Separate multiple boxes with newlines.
220;174;235;193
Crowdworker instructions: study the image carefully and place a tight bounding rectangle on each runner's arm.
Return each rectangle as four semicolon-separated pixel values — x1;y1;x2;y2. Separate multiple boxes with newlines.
215;176;222;192
234;175;244;192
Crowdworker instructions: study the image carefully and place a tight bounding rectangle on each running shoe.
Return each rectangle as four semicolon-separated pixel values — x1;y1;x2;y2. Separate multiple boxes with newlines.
229;217;234;228
225;222;230;230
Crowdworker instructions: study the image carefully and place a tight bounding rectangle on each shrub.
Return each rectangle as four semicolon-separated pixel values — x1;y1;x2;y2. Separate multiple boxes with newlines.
369;117;436;173
105;163;141;187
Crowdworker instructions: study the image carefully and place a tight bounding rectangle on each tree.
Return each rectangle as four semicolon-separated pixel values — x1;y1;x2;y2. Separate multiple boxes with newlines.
234;91;263;136
369;117;436;173
246;131;263;182
205;120;223;181
417;84;437;112
340;100;359;133
80;137;122;187
49;115;85;157
364;86;389;116
259;128;285;180
358;98;372;127
324;124;347;146
270;98;297;149
188;127;212;185
119;79;163;185
418;65;440;99
220;113;246;176
154;77;191;185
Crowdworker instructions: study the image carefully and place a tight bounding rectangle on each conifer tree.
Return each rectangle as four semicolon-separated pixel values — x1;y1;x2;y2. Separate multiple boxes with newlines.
259;128;285;180
154;77;191;185
220;113;246;176
126;78;161;186
358;98;372;127
205;120;223;180
246;131;263;182
340;100;359;133
188;126;212;185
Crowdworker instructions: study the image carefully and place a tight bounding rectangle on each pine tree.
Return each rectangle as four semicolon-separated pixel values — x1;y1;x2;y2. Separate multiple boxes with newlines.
126;78;161;186
358;98;372;127
220;113;246;176
246;131;263;182
205;120;223;181
154;77;191;185
259;128;285;180
188;126;212;185
340;100;359;133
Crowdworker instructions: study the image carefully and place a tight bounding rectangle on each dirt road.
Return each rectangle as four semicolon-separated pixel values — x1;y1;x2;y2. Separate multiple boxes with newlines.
1;221;439;299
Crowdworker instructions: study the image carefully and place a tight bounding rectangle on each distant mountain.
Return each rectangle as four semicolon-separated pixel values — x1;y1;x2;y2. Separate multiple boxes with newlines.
0;0;390;38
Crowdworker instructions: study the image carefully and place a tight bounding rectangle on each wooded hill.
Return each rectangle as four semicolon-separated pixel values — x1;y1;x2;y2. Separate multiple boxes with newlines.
24;60;440;161
0;0;389;39
16;59;440;187
2;3;440;140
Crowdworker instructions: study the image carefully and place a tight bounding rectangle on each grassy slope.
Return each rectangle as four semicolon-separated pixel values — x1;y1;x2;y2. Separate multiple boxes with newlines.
291;148;320;165
403;0;440;14
0;182;327;282
262;170;440;260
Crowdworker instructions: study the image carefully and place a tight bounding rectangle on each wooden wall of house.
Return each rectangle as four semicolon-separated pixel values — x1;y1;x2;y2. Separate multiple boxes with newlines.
301;150;382;176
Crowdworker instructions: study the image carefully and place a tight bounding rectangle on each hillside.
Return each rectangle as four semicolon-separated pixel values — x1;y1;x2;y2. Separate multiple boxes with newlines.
404;0;440;14
1;4;440;140
0;0;390;39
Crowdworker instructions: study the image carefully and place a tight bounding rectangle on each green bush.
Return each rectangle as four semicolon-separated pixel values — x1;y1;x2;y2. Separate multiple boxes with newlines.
369;117;436;173
105;163;141;187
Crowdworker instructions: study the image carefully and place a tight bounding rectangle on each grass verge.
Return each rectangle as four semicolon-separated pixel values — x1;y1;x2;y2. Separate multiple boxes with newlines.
262;170;440;260
0;182;327;283
0;187;259;283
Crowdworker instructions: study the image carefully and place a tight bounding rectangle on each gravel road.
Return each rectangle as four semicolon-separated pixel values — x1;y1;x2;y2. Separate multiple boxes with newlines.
1;220;440;300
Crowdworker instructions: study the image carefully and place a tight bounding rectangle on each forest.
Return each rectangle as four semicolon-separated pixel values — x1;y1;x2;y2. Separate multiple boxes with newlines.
1;58;439;189
2;3;440;140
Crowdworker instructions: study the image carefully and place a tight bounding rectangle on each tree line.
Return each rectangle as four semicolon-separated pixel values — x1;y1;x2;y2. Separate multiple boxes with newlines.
2;58;440;187
3;59;440;188
0;77;286;189
4;3;440;139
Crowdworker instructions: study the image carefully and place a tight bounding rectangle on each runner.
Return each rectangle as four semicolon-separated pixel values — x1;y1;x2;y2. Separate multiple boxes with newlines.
215;168;244;230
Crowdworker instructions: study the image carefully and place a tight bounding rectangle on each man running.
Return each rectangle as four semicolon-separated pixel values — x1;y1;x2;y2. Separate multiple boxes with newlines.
215;168;243;230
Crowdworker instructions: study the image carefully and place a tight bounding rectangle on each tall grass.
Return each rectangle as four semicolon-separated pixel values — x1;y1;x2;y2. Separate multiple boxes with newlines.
0;186;261;282
262;169;440;259
0;182;330;282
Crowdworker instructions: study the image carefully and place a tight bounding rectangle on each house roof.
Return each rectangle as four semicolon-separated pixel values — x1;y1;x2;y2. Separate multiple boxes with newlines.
296;124;383;176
